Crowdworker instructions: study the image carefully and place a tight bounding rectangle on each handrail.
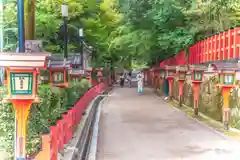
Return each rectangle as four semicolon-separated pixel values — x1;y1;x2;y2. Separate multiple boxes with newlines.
49;82;107;160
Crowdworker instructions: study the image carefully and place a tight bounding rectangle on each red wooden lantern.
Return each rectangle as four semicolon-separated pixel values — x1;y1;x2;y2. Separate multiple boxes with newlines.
189;64;207;116
69;69;85;83
48;55;71;88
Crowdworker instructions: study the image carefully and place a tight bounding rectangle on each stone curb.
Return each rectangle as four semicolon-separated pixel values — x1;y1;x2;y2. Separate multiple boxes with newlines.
87;96;106;160
61;95;100;160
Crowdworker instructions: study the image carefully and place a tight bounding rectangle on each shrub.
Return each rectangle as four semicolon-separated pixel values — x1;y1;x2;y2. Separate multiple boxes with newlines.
0;80;91;158
0;87;14;158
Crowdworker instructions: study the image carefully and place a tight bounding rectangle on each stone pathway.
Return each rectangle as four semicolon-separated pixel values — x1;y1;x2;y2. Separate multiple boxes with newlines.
96;87;240;160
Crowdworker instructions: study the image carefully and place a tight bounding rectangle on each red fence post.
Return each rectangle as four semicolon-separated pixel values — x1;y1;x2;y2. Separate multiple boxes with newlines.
50;126;58;160
63;114;69;145
68;109;74;140
57;120;64;152
48;83;106;160
229;29;234;59
220;32;224;60
217;34;220;60
213;35;217;61
224;31;228;60
234;28;240;58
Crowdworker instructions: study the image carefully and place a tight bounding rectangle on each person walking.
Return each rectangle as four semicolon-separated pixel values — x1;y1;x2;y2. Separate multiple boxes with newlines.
127;71;132;88
136;71;144;93
119;73;125;87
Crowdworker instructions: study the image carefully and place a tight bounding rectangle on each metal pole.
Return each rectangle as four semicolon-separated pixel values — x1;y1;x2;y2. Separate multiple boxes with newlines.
80;39;83;69
16;1;25;160
17;0;25;52
63;18;68;59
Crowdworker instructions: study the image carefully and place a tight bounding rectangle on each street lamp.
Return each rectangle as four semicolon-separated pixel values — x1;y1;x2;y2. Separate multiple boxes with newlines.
79;28;83;38
61;4;68;59
79;28;84;69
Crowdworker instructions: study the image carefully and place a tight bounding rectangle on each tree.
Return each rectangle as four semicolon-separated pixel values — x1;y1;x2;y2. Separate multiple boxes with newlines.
24;0;36;40
109;0;240;65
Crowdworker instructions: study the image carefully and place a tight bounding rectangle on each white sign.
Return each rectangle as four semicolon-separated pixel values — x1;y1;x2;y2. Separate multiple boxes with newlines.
79;70;85;75
69;69;85;75
236;71;240;80
53;72;64;82
25;40;43;53
14;76;30;91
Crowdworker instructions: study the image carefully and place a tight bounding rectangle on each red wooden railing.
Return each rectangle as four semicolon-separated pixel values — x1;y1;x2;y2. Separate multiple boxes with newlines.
50;82;107;160
160;27;240;67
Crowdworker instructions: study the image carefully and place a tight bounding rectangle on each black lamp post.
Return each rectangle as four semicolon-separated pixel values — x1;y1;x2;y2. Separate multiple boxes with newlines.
61;4;68;59
79;28;84;68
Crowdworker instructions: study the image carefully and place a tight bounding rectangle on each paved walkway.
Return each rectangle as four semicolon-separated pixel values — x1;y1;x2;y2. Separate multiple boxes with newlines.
96;87;240;160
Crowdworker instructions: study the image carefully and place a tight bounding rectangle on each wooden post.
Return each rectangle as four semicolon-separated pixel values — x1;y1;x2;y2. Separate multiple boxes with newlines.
222;87;231;130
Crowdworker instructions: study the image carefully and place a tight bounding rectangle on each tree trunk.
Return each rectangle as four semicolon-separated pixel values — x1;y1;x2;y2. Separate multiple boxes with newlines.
196;0;202;8
24;0;36;40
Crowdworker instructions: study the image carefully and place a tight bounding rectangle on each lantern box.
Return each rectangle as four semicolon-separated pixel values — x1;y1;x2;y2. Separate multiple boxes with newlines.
96;68;103;77
10;72;33;95
161;70;166;78
69;69;85;82
48;55;71;88
178;72;186;80
194;71;203;81
219;72;235;85
154;67;164;78
68;53;81;69
52;71;65;84
210;62;240;87
85;68;92;79
189;65;207;83
0;53;49;100
165;65;176;79
176;66;187;81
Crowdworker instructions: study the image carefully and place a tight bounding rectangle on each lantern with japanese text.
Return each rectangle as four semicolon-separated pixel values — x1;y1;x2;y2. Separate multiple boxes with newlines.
48;55;71;88
211;62;240;130
189;64;207;116
0;53;49;159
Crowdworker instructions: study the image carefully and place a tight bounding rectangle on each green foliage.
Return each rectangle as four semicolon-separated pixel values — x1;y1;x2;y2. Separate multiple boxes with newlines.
3;0;122;63
110;0;240;65
0;87;14;158
3;0;240;69
0;80;91;158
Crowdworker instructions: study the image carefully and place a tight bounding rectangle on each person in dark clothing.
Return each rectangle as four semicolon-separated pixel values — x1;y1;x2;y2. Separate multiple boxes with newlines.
127;71;132;87
119;73;125;87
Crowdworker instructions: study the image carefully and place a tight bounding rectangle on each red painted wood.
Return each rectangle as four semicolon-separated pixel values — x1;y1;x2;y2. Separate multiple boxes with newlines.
48;83;107;158
235;27;240;58
230;29;234;59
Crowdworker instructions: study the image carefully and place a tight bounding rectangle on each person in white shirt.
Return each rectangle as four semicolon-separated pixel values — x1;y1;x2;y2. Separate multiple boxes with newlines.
136;71;144;93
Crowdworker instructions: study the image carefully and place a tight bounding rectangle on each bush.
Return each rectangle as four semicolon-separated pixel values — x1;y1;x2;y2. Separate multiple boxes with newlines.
0;80;91;158
0;87;14;158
